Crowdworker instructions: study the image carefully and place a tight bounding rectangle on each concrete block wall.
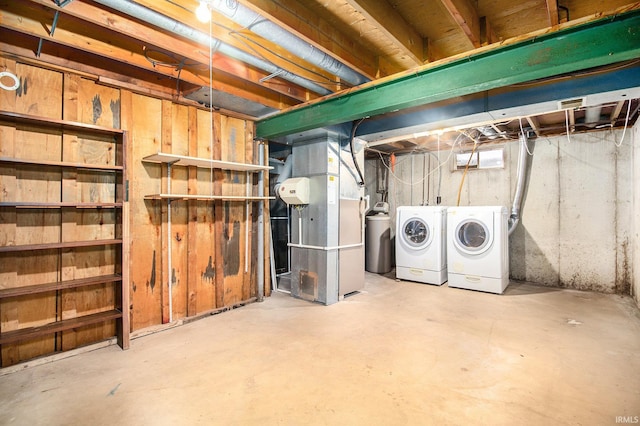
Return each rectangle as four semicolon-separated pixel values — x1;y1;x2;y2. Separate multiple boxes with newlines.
366;128;635;295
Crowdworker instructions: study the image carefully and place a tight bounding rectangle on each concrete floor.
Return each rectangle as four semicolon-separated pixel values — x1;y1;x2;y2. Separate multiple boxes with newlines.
1;272;640;425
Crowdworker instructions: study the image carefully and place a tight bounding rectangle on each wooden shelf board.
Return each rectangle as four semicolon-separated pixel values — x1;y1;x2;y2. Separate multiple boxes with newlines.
0;239;123;252
0;202;122;208
144;194;275;201
0;110;124;136
0;310;123;345
142;152;272;172
0;274;123;299
0;157;123;171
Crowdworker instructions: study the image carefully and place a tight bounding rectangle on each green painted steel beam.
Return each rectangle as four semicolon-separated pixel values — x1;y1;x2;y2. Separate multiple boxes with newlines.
256;9;640;139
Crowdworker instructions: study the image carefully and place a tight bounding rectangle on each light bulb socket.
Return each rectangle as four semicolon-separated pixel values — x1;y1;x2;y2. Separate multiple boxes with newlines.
195;1;211;23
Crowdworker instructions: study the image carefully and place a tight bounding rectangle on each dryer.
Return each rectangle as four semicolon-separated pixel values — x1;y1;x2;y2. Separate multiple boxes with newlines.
447;206;509;294
395;206;447;285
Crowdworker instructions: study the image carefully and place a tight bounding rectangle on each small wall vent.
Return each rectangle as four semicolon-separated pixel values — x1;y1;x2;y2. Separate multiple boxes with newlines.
558;97;585;110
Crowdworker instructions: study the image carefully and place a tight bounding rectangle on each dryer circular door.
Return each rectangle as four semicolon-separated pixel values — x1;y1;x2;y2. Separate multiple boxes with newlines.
401;217;432;250
453;219;494;255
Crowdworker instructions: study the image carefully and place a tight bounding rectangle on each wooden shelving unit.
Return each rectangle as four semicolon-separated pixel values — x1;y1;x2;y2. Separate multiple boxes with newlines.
141;150;272;323
144;194;271;201
0;202;123;208
0;239;123;253
0;110;129;362
142;152;270;172
142;151;274;201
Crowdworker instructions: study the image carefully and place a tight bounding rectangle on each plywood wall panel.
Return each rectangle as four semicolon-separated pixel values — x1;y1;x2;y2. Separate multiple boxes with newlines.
128;94;163;330
219;116;249;305
78;78;120;129
14;64;62;119
166;102;189;321
191;109;217;314
213;113;225;309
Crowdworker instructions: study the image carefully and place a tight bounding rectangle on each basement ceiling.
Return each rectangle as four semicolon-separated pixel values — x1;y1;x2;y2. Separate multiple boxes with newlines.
1;0;639;151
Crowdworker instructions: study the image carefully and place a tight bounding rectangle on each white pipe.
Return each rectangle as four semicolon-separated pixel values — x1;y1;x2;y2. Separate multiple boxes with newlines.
167;163;173;323
209;0;368;86
93;0;331;95
290;197;366;251
257;145;265;302
244;171;249;273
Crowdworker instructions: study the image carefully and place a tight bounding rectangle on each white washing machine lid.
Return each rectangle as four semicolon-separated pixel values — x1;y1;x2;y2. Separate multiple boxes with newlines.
400;216;433;250
453;217;494;255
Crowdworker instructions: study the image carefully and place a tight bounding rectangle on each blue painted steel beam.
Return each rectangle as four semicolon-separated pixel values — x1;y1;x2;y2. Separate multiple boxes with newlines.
357;62;640;141
256;8;640;139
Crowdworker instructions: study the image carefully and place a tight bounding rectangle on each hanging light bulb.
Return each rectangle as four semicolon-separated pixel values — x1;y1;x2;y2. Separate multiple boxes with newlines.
195;0;210;23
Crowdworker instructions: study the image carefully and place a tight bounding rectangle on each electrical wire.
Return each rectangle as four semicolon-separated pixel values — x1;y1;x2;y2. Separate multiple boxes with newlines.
376;132;465;186
350;118;366;186
518;117;534;155
565;109;572;144
456;141;478;206
614;99;632;147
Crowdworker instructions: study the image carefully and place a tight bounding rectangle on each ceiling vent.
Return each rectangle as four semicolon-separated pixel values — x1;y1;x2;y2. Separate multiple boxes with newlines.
558;97;585;110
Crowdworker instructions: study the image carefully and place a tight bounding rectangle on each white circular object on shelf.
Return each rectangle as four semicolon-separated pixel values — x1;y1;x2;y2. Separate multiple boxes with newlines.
0;71;20;91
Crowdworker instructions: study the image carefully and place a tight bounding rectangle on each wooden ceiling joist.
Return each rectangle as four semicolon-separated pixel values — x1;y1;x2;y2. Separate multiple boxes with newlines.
526;116;542;137
546;0;560;27
439;0;482;48
343;0;426;66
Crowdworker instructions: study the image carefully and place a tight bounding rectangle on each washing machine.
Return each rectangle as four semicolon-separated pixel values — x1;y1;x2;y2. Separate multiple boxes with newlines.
395;206;447;285
447;206;509;294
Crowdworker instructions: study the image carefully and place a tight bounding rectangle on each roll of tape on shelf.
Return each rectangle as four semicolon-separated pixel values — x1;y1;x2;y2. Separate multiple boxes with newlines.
0;72;20;91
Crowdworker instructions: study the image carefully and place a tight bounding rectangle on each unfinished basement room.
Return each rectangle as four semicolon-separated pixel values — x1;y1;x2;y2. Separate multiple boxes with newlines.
1;0;640;424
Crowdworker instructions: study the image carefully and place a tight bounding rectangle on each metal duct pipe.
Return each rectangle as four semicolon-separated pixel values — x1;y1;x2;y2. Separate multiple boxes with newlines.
508;132;533;235
273;154;292;199
210;0;369;87
584;106;602;127
93;0;331;95
477;125;500;140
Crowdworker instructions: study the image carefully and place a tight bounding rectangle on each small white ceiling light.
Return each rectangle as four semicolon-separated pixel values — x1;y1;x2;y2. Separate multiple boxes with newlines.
195;1;211;23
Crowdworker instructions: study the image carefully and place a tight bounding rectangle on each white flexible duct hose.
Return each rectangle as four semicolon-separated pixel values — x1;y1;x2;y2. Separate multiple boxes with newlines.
508;132;532;235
